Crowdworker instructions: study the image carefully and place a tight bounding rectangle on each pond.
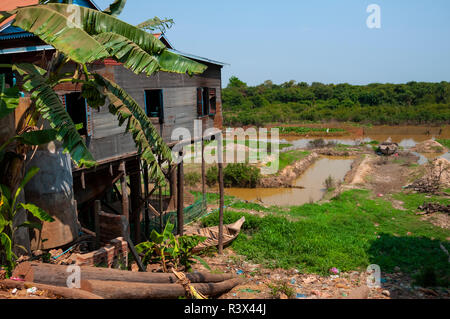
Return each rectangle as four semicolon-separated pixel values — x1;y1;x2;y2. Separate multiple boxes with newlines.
225;156;354;207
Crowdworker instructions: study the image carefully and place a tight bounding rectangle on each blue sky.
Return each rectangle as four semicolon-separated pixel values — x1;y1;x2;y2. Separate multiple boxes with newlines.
95;0;450;87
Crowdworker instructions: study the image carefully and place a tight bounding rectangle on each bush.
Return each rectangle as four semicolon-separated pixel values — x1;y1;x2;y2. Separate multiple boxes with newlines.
206;166;218;187
224;163;261;188
184;172;201;187
323;175;335;190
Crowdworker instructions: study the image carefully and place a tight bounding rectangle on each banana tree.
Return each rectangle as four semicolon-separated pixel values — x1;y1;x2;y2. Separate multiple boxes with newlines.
0;0;207;187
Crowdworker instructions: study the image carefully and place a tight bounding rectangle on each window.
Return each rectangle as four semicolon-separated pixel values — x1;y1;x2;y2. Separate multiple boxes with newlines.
197;87;217;117
145;89;164;123
62;92;92;137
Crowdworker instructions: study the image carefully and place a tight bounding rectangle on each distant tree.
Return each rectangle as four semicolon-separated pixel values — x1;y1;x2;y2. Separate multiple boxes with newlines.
228;76;247;89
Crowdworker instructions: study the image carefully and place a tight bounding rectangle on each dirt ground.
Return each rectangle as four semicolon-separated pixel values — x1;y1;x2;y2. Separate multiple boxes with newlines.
190;248;449;299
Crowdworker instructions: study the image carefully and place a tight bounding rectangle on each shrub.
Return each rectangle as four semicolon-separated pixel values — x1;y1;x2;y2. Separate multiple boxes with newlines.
206;166;219;187
224;163;261;188
323;175;335;190
184;172;201;187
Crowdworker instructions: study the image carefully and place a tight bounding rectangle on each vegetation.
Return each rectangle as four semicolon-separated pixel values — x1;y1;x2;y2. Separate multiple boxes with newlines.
201;190;450;286
277;126;345;135
223;76;450;126
272;150;310;172
223;164;261;188
436;139;450;149
184;172;201;187
0;168;54;276
135;222;209;272
205;163;261;188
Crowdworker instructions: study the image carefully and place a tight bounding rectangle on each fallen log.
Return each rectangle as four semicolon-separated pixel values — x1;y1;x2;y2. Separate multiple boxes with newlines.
13;262;237;287
81;278;243;299
0;279;103;299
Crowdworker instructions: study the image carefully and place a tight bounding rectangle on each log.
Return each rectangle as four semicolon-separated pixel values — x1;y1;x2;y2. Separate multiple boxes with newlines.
81;277;242;299
0;279;103;299
13;262;237;287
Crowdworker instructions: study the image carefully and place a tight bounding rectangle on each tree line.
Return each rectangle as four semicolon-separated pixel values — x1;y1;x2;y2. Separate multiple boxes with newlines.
222;77;450;126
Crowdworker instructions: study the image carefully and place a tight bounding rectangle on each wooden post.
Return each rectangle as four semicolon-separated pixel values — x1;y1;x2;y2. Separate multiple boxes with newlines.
159;186;163;233
94;200;101;249
201;137;206;206
143;164;149;239
177;153;184;236
118;161;129;221
218;163;224;254
217;133;224;255
130;169;142;244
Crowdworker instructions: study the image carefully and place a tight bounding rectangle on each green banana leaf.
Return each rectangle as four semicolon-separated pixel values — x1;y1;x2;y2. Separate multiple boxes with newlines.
0;74;20;119
20;203;55;222
13;63;96;168
103;0;127;17
94;32;161;76
10;5;110;64
17;129;58;146
45;3;166;55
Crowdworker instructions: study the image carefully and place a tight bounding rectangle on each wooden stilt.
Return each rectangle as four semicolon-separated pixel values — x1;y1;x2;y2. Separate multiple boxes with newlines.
94;200;101;249
177;154;184;236
118;161;129;221
130;169;142;244
159;185;163;233
143;164;149;239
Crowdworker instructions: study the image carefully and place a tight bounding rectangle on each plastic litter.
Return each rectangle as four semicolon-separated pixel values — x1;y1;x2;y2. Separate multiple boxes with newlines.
10;277;24;282
296;293;307;299
290;278;296;285
11;288;17;294
26;287;37;294
239;288;261;293
329;267;340;275
236;270;244;275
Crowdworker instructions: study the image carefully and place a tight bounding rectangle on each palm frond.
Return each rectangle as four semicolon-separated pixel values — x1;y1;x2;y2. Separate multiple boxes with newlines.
46;3;166;55
13;63;95;168
10;5;110;64
103;0;127;17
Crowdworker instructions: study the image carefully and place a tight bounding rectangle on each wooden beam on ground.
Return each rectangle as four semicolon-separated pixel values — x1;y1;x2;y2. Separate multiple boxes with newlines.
13;262;237;286
0;279;103;299
81;278;242;299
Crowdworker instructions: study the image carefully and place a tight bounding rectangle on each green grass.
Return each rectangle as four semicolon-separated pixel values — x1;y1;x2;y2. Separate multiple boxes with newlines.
276;126;346;135
274;150;310;172
436;139;450;149
201;190;450;284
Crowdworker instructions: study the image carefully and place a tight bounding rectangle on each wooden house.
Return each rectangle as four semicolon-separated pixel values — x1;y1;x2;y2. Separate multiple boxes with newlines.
0;0;226;246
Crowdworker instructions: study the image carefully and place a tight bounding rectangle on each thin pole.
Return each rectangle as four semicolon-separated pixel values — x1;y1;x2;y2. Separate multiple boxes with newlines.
94;200;101;249
143;164;149;239
177;154;184;236
218;162;224;255
201;136;206;206
119;161;129;221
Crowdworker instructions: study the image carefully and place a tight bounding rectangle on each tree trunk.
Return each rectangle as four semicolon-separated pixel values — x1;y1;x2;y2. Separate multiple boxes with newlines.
81;278;242;299
13;262;237;287
0;279;103;299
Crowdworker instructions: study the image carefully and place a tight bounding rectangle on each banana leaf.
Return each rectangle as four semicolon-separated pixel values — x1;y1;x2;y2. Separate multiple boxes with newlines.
0;74;20;119
10;5;110;64
13;63;95;168
46;3;166;55
103;0;127;17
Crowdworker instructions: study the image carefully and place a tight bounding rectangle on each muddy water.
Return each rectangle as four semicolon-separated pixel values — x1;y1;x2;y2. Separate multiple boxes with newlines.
281;125;450;161
225;157;354;207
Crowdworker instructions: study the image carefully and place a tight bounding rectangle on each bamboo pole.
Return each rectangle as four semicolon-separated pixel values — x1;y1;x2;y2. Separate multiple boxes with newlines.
143;164;149;239
94;200;101;249
119;161;129;221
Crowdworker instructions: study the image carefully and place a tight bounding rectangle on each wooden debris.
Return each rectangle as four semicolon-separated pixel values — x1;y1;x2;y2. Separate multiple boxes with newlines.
13;262;237;287
0;279;103;299
80;277;242;299
417;202;450;215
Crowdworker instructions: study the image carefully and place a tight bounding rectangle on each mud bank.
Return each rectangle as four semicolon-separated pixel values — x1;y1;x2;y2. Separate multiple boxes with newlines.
258;153;319;188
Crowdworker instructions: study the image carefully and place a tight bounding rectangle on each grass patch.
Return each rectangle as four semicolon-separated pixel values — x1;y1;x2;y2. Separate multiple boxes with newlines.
269;150;310;173
276;127;346;135
201;190;450;284
436;139;450;149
